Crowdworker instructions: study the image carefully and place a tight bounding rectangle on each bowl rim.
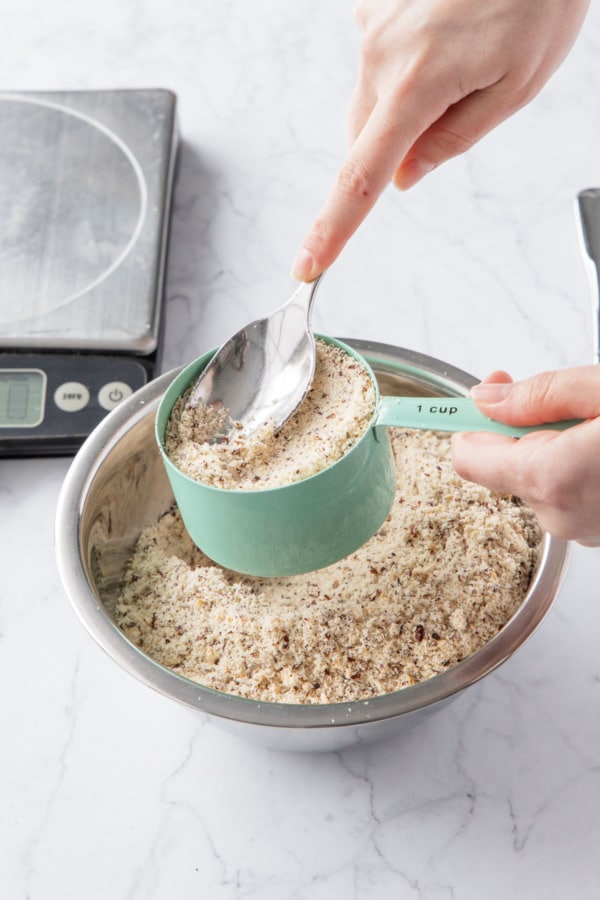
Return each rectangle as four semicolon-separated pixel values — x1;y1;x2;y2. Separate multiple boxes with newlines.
55;338;570;730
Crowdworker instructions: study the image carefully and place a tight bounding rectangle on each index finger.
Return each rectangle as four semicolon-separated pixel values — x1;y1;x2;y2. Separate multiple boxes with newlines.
291;94;437;281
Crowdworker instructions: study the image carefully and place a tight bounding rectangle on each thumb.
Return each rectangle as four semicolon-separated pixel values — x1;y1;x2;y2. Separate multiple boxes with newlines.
470;366;600;426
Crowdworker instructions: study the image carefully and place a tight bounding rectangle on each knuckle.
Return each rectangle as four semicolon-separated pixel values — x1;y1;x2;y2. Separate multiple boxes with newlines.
538;476;573;514
336;158;377;202
358;28;380;64
428;123;475;158
354;1;367;32
523;370;559;410
512;81;539;109
499;66;544;110
309;218;331;243
354;0;383;40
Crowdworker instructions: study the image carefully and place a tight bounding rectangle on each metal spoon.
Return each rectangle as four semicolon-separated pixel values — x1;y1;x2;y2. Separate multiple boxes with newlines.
577;187;600;363
185;275;323;438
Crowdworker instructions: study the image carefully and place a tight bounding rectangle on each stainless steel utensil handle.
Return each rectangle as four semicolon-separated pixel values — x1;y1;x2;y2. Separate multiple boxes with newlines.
285;273;323;324
576;188;600;363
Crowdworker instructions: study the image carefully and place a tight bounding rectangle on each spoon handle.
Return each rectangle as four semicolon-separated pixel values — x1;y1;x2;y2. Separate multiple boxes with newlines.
577;188;600;364
286;274;324;322
377;395;583;437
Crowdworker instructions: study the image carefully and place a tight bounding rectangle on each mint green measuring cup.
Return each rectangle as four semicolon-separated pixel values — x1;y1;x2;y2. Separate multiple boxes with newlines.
156;336;579;576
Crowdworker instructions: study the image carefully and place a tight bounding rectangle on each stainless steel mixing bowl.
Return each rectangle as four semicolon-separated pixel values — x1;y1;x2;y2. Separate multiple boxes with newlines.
55;340;569;752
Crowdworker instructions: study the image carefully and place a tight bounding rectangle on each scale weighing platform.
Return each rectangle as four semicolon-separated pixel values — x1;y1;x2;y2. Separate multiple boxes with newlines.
0;88;178;455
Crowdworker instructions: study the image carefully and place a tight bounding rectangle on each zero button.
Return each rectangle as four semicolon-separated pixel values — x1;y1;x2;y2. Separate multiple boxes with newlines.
54;382;90;413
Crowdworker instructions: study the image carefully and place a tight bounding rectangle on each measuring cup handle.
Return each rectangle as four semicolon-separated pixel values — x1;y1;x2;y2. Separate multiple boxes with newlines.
376;395;582;437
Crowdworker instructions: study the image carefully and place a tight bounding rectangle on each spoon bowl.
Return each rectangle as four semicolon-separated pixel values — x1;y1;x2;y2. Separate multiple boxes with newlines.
185;276;323;438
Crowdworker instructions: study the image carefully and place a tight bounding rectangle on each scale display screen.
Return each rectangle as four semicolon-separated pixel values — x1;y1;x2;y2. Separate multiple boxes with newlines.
0;369;45;428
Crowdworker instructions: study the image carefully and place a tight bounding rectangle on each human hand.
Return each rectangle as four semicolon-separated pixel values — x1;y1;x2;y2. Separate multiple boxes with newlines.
451;367;600;546
291;0;589;281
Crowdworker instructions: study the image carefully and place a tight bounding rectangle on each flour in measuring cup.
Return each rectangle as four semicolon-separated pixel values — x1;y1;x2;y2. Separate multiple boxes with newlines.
165;339;376;490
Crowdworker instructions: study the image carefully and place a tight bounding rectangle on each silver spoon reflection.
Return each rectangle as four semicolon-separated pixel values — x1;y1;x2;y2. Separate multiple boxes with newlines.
185;276;323;439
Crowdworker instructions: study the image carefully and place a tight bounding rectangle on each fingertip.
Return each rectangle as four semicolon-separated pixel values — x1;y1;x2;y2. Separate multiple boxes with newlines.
451;430;523;496
451;430;516;468
470;382;513;404
291;210;350;281
450;430;467;451
290;248;319;282
450;431;477;481
393;158;437;190
451;430;481;471
391;170;409;191
481;370;513;385
453;430;517;448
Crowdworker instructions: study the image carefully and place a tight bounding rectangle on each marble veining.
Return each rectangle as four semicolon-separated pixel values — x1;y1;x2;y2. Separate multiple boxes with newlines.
2;1;600;897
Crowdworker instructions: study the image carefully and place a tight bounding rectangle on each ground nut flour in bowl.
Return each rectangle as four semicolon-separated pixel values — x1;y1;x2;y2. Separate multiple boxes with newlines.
165;339;376;490
115;428;542;705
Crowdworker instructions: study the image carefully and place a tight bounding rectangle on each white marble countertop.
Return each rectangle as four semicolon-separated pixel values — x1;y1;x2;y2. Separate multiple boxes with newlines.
3;1;600;897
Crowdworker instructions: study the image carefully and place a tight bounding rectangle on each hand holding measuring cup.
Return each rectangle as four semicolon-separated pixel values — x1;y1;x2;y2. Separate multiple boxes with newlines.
157;337;582;576
453;366;600;546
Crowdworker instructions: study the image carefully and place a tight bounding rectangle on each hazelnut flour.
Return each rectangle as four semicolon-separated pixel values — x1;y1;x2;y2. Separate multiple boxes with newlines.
115;429;542;705
165;339;376;490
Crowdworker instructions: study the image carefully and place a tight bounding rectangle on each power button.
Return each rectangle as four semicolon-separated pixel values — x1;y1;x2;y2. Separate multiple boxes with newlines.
98;381;133;411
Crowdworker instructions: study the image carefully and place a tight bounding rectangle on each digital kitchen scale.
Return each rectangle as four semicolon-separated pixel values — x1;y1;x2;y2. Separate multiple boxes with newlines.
0;88;178;455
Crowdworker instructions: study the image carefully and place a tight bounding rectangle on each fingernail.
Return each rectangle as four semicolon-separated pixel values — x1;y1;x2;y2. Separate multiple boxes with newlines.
291;248;316;281
470;383;513;403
